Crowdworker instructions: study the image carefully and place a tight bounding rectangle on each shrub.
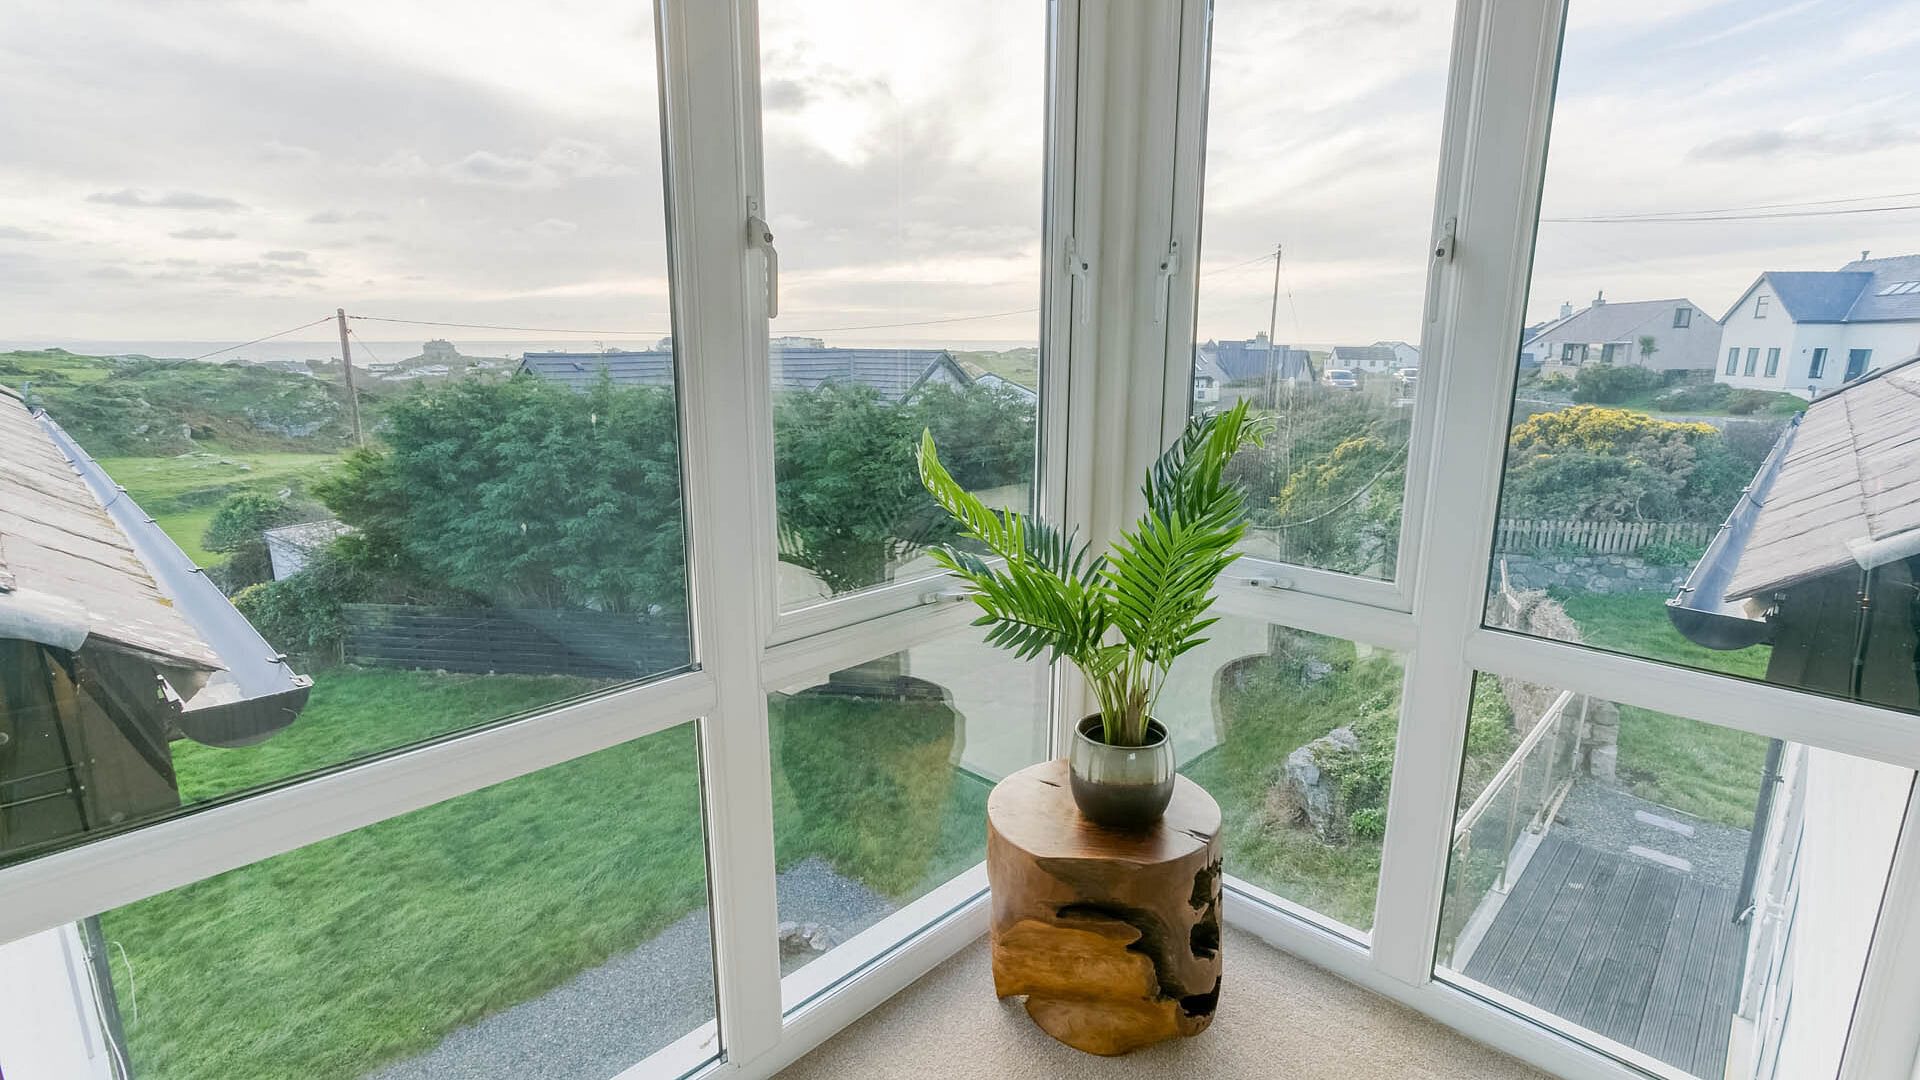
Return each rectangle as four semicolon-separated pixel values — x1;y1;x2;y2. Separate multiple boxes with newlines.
1571;364;1660;404
1651;382;1731;412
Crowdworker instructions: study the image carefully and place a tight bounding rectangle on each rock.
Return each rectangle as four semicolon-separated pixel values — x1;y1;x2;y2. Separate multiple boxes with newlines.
1300;658;1334;685
777;920;843;957
1282;726;1358;842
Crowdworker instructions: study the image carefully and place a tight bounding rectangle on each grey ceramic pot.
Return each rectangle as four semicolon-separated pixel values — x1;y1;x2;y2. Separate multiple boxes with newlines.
1068;715;1175;829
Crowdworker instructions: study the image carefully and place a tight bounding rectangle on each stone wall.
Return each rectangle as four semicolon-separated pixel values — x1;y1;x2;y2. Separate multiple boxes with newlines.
1493;552;1691;595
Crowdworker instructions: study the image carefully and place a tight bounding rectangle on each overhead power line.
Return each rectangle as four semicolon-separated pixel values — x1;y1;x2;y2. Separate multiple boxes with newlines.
189;315;335;361
1545;203;1920;224
1551;188;1920;221
348;314;669;337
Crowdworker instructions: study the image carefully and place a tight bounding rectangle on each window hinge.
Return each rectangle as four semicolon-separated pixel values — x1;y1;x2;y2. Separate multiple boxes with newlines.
1427;215;1457;324
1153;238;1182;324
1066;236;1092;324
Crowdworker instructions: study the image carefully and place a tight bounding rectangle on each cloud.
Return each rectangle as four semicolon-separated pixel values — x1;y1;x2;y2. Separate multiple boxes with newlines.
529;218;578;236
260;140;319;163
0;225;54;240
207;261;322;283
86;265;136;279
1690;124;1920;161
261;249;310;262
441;139;629;188
307;209;385;225
170;226;237;240
86;188;246;211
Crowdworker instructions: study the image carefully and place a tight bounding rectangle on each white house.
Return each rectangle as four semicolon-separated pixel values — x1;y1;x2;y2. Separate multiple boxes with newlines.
1329;344;1399;375
1373;340;1420;368
1716;254;1920;399
1521;292;1722;374
1192;350;1226;404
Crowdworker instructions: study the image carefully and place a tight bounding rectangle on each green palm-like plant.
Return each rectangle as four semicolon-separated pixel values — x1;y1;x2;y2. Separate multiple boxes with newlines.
918;399;1267;747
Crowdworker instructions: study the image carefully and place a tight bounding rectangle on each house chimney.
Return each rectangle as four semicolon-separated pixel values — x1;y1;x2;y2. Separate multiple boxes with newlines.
1253;330;1269;344
1559;300;1573;319
1861;249;1872;262
1593;290;1606;306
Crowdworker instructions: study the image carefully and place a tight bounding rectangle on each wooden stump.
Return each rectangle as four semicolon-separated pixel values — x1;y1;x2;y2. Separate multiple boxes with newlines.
986;759;1223;1056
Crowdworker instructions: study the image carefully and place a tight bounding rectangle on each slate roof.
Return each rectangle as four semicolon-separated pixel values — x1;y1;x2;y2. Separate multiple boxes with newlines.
1330;345;1400;368
1200;339;1311;383
1722;254;1920;325
1521;298;1705;345
1725;353;1920;599
0;385;221;671
519;347;970;403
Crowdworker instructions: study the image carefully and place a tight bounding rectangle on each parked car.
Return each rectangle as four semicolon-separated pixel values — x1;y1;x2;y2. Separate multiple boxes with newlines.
1321;368;1359;391
1394;367;1418;388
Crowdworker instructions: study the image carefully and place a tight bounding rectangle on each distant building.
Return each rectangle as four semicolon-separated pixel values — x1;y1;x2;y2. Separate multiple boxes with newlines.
1715;254;1920;399
1192;351;1227;404
518;345;972;403
1330;345;1401;375
770;335;827;351
973;372;1037;402
1197;333;1313;386
1521;291;1721;375
1373;340;1420;368
420;339;459;362
263;519;355;580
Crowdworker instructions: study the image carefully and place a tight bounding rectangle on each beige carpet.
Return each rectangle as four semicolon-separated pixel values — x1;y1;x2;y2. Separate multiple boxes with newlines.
778;928;1550;1079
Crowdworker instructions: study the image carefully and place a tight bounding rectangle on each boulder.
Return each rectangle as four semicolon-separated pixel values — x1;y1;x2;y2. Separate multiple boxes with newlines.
777;921;844;957
1281;726;1358;842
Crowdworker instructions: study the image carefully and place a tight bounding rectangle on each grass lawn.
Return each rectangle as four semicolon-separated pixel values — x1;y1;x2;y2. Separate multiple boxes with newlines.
96;448;344;563
1555;590;1770;828
106;666;997;1080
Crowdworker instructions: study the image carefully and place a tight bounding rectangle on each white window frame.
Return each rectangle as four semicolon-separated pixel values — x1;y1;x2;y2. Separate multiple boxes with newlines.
7;3;1920;1080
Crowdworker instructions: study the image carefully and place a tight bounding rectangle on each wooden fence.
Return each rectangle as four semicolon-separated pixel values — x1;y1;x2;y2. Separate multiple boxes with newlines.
344;605;688;679
1492;519;1716;556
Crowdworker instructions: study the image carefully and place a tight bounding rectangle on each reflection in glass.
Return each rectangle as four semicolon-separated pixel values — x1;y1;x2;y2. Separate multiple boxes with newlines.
1438;678;1912;1079
1490;0;1920;715
757;0;1044;608
769;632;1047;987
1189;0;1453;580
0;726;714;1080
1157;618;1407;932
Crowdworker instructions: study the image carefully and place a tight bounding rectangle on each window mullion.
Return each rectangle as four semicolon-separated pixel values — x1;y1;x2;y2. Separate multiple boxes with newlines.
1371;0;1565;985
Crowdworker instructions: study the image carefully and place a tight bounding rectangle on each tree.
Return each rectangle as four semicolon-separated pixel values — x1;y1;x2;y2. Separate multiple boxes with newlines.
773;381;1035;596
1501;405;1746;521
203;492;302;592
1637;335;1659;367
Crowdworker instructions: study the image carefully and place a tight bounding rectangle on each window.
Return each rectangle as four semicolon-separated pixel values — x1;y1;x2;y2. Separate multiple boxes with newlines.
1744;347;1759;375
0;0;691;869
1876;280;1918;296
758;0;1045;614
1764;347;1781;377
1563;343;1581;363
769;631;1046;1006
1162;620;1404;934
1438;682;1911;1080
1674;306;1692;328
1846;348;1872;381
1755;294;1770;318
1810;347;1829;379
3;727;717;1080
1726;347;1740;375
1184;0;1454;584
1600;342;1623;364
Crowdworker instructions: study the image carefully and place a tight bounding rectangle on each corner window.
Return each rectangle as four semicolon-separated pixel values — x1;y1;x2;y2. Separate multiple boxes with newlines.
1673;306;1691;328
1846;349;1872;381
1810;347;1829;379
1755;294;1770;318
1726;347;1740;375
1764;347;1781;377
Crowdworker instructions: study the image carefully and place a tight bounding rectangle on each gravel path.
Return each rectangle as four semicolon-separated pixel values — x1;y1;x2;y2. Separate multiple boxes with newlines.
368;857;894;1080
1551;778;1751;890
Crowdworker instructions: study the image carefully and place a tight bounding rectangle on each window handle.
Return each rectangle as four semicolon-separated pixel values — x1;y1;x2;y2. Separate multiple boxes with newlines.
748;213;779;319
1066;236;1091;324
1153;238;1182;324
1427;215;1457;325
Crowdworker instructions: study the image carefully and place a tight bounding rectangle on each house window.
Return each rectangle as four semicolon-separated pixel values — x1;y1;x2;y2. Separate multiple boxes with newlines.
1810;347;1829;378
1600;342;1623;364
1764;347;1780;377
1674;306;1692;328
1744;347;1760;375
1755;294;1770;318
1561;343;1579;362
1726;347;1740;375
1846;348;1872;381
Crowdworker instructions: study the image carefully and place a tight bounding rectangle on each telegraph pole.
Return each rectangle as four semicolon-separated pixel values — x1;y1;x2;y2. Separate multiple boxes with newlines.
335;307;365;447
1268;244;1292;560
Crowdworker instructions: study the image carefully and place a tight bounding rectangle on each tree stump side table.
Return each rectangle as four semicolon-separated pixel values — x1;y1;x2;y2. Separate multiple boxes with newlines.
986;759;1223;1056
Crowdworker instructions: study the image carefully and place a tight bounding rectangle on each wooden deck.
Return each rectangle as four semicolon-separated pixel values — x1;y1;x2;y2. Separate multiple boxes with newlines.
1460;834;1745;1078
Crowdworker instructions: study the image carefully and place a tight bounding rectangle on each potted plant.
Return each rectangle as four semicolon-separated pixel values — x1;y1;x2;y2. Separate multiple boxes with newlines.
917;400;1265;828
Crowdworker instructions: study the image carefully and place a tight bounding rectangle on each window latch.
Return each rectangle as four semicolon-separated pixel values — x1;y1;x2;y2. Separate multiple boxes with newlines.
748;212;779;319
1153;238;1182;324
1426;215;1457;324
1066;236;1092;324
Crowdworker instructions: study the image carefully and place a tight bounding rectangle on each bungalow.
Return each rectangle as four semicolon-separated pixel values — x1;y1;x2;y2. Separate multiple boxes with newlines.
519;345;972;403
1196;334;1313;386
1330;344;1400;375
1373;340;1420;368
1665;351;1920;1075
1521;292;1721;375
1715;254;1920;399
1192;351;1227;404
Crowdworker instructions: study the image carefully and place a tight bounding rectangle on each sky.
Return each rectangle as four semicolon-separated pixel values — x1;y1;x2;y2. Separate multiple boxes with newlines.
1;0;1917;353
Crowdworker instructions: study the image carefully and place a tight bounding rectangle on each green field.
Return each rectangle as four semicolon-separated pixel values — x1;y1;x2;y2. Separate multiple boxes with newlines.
96;449;344;563
105;666;992;1080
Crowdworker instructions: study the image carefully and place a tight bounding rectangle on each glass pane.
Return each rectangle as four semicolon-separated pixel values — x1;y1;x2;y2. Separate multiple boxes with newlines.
1490;0;1920;714
1189;0;1454;580
1437;679;1912;1079
769;630;1047;999
0;725;715;1080
0;2;690;865
1161;617;1404;933
758;0;1045;609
